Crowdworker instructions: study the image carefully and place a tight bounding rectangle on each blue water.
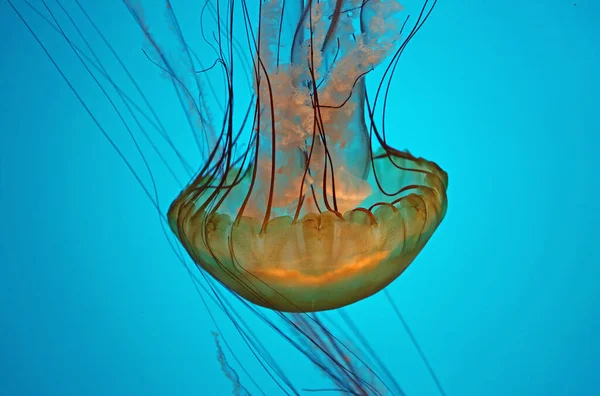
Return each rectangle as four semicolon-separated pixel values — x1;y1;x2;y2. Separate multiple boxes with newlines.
1;1;598;395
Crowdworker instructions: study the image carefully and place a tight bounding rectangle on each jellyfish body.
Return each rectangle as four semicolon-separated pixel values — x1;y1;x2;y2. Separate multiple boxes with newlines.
167;0;448;313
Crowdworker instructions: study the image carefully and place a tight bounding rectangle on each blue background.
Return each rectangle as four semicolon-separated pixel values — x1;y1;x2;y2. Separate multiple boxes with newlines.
1;0;599;395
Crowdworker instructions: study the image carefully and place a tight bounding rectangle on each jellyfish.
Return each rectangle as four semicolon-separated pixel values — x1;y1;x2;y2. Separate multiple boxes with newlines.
10;0;448;394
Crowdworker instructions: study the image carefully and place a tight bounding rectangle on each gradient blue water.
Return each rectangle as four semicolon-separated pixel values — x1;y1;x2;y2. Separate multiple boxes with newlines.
1;1;599;395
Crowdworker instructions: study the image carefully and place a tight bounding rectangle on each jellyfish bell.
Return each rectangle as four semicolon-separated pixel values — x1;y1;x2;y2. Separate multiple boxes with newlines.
168;149;447;313
167;0;448;313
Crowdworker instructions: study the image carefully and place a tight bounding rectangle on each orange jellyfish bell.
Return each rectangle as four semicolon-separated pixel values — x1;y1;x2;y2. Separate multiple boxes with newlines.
167;0;448;312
